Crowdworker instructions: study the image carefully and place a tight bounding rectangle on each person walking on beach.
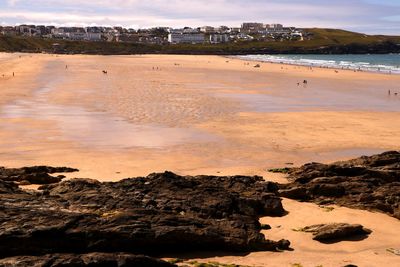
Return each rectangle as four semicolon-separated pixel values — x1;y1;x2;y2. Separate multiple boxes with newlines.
12;72;14;77
388;90;391;96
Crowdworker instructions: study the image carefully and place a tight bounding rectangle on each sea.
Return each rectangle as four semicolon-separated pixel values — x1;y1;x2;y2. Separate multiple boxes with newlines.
236;54;400;74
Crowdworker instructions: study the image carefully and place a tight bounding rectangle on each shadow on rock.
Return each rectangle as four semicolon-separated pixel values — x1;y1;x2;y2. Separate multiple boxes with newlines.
279;151;400;219
0;171;290;260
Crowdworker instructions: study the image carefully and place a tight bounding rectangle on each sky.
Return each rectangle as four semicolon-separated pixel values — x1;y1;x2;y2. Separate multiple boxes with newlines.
0;0;399;34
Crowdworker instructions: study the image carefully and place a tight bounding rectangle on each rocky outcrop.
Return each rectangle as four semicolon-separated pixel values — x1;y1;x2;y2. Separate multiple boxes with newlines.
279;151;400;219
299;223;372;243
0;166;78;185
0;171;289;260
0;253;176;267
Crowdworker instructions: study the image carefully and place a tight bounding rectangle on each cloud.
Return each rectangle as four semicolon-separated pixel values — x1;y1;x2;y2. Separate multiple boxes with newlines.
0;0;399;34
6;0;19;6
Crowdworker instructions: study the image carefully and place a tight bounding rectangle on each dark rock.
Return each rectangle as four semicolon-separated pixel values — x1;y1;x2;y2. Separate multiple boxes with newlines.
0;171;289;259
301;223;372;242
279;186;308;200
0;166;78;185
260;224;272;230
0;253;176;267
279;151;400;218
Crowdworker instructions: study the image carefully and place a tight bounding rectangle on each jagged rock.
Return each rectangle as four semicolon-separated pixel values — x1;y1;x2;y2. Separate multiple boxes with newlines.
279;186;308;200
0;171;289;259
0;253;176;267
300;223;372;242
0;166;78;185
279;151;400;218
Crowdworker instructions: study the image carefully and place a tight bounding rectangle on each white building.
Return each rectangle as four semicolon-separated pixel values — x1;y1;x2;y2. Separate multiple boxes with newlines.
168;33;205;44
264;24;292;34
51;27;102;41
199;26;215;33
86;32;102;41
210;34;229;44
68;32;86;40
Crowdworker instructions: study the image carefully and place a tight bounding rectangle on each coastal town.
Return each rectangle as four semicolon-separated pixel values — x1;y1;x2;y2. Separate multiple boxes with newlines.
0;23;306;44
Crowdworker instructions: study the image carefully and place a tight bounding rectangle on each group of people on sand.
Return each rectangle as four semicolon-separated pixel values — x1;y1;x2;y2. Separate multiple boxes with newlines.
388;90;399;96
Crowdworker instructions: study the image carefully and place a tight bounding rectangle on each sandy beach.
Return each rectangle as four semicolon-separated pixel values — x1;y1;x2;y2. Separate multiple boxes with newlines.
0;53;399;179
1;53;400;266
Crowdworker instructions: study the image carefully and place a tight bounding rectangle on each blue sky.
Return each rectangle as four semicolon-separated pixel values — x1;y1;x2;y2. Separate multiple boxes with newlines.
0;0;399;34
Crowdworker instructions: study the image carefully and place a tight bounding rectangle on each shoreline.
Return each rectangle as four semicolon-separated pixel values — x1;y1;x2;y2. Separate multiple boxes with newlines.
229;54;400;75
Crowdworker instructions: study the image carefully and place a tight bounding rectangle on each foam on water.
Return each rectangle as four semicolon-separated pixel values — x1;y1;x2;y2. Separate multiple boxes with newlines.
236;54;400;74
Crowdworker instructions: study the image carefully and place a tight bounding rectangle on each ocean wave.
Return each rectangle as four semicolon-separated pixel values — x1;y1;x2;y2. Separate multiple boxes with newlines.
235;54;400;74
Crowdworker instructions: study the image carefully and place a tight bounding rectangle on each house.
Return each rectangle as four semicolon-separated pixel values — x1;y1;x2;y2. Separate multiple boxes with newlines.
217;26;230;33
0;26;17;36
210;34;230;44
168;33;205;44
241;22;264;34
199;26;215;33
234;33;254;40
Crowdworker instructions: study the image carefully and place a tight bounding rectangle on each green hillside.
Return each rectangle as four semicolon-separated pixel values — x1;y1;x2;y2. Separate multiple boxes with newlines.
1;28;399;55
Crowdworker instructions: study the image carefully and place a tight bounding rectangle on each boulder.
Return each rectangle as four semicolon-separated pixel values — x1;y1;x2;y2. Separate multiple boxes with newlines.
0;166;78;185
301;223;372;242
279;151;400;219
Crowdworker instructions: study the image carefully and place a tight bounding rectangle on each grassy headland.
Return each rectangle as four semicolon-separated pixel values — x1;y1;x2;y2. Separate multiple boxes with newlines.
1;28;399;55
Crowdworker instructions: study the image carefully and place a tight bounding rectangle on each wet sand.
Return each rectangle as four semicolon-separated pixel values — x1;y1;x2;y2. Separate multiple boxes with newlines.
1;53;400;266
0;53;399;180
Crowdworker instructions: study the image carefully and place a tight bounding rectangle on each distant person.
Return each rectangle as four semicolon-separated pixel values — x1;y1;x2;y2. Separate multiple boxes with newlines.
388;90;391;96
12;72;15;77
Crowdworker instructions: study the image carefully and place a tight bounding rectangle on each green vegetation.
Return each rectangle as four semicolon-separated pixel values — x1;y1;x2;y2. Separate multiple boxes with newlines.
268;168;291;174
319;206;335;212
292;227;306;232
1;28;399;54
386;248;400;256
